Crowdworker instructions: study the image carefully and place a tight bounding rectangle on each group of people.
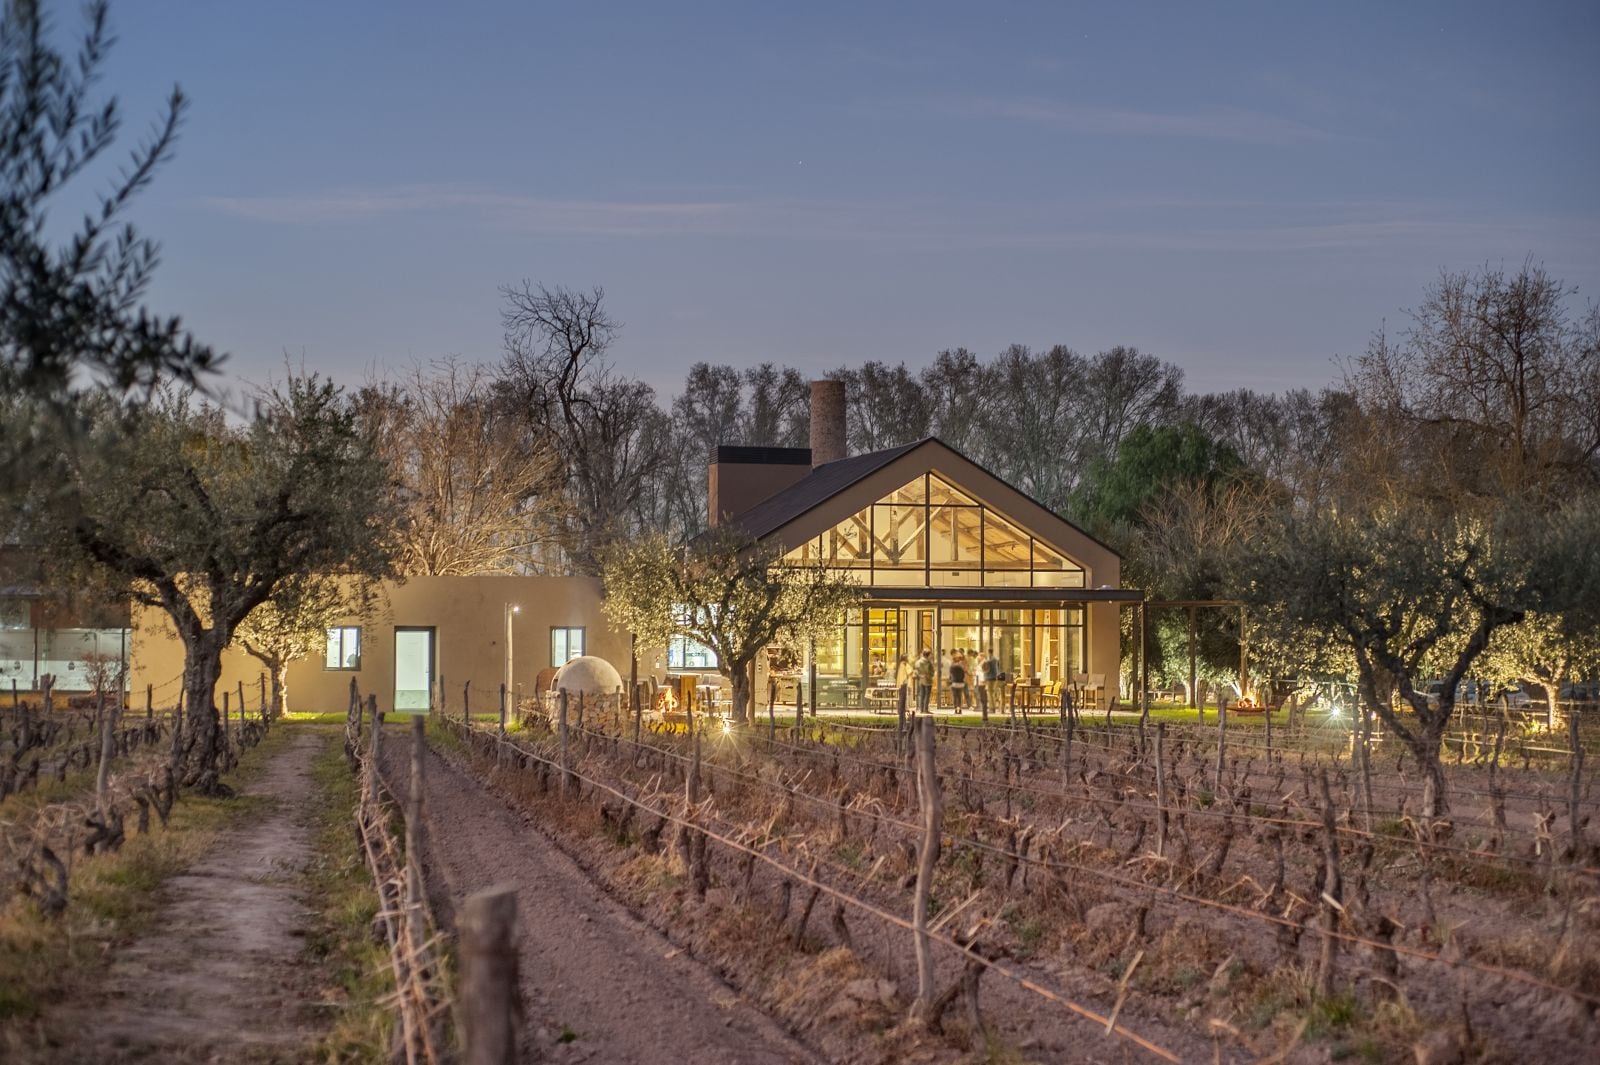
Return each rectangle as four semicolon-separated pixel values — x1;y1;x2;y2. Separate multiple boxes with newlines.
890;647;1003;714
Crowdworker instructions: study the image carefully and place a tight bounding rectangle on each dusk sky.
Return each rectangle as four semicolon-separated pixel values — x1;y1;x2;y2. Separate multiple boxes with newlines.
99;1;1600;399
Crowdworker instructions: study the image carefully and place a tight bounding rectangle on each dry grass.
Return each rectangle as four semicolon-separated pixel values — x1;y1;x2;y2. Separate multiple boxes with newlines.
0;726;289;1052
302;728;402;1063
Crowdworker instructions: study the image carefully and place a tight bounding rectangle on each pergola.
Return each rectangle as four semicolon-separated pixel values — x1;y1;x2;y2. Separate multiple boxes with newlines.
1130;598;1248;711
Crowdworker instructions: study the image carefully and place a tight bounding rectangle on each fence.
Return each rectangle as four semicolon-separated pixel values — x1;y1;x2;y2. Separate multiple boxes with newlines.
343;683;452;1065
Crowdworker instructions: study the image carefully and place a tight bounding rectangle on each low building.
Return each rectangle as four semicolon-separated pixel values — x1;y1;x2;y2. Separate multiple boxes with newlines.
0;554;131;698
129;575;624;715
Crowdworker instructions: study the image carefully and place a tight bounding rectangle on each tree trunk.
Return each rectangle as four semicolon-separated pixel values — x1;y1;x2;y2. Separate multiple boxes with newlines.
728;663;751;725
178;636;228;796
271;662;288;719
1414;726;1449;820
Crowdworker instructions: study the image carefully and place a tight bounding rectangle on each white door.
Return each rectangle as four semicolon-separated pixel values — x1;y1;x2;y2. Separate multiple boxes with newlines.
393;628;434;713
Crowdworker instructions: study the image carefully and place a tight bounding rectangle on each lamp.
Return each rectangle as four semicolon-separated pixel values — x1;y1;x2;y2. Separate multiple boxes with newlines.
504;604;520;708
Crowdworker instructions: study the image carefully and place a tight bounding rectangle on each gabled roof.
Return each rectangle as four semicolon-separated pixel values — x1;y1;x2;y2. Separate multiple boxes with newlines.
725;441;921;541
724;437;1122;575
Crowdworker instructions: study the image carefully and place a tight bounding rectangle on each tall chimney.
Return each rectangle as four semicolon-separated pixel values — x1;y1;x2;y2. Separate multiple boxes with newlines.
809;379;846;467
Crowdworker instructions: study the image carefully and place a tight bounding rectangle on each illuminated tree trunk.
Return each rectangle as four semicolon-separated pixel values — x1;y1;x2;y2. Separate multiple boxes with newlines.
728;660;752;725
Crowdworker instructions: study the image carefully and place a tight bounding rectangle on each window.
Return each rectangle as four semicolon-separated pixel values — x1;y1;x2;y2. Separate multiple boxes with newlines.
668;635;718;670
551;626;586;666
325;626;361;670
784;473;1086;588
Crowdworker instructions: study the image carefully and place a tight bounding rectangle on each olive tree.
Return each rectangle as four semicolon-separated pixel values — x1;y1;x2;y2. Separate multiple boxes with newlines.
237;575;381;718
39;377;399;793
1241;499;1599;818
1;0;219;489
600;526;858;725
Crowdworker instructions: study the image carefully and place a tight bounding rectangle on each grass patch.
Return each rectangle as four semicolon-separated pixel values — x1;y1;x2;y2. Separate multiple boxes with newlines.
301;726;404;1063
0;725;291;1039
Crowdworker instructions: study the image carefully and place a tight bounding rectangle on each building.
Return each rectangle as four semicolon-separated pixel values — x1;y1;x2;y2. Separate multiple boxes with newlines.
0;547;131;698
128;381;1135;716
713;381;1134;710
129;576;623;715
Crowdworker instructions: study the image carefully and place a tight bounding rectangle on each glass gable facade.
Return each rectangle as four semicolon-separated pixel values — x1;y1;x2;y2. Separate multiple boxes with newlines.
767;472;1097;708
784;473;1086;589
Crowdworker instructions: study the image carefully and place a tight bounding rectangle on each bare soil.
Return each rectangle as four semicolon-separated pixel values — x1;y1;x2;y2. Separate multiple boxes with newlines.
36;730;326;1063
382;738;821;1065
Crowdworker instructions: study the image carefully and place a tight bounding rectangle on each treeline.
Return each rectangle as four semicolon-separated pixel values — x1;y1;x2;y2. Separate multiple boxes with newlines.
370;285;1350;580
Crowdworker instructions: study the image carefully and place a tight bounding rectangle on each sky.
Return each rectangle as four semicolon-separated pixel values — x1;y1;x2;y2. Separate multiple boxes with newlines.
81;1;1600;399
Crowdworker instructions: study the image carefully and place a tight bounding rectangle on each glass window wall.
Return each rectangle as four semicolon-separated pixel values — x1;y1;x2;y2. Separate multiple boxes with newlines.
805;604;1086;706
786;473;1085;589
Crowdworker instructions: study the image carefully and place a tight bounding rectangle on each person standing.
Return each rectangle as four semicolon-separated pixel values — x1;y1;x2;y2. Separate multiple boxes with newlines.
914;649;934;714
982;648;1001;712
950;652;968;711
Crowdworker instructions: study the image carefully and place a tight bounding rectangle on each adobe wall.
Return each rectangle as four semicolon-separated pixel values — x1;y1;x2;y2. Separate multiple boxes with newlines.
129;575;633;716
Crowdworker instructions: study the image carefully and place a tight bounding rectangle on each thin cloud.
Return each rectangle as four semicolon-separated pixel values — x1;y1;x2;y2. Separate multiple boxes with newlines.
197;184;1595;263
201;187;742;234
944;95;1336;145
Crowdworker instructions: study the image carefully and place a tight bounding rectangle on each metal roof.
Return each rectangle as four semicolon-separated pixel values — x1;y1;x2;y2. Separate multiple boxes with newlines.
723;440;923;540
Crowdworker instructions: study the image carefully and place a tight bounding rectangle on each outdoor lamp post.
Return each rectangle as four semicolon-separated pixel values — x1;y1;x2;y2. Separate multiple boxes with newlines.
504;604;520;708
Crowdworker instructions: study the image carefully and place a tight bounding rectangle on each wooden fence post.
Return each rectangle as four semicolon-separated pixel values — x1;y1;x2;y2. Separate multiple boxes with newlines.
460;885;520;1065
633;681;643;746
1316;769;1343;997
558;689;570;799
1155;721;1168;858
911;715;943;1024
407;715;426;951
95;689;114;813
1570;708;1585;859
767;677;777;743
368;694;381;773
237;681;245;739
222;690;231;755
145;683;153;722
498;683;507;736
463;680;471;724
1215;698;1228;794
259;673;267;719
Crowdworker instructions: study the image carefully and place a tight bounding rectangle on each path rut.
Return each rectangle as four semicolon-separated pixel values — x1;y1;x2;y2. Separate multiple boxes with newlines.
387;738;820;1065
40;730;326;1064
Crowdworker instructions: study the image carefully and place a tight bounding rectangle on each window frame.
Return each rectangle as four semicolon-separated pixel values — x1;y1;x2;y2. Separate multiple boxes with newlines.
550;626;586;667
325;626;362;671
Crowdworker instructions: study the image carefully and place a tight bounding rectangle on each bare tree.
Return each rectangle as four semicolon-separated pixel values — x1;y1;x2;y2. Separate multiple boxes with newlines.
360;359;561;576
977;344;1087;511
499;283;664;572
827;361;933;453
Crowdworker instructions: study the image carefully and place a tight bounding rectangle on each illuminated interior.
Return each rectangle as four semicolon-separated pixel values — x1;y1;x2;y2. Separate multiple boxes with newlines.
783;473;1085;588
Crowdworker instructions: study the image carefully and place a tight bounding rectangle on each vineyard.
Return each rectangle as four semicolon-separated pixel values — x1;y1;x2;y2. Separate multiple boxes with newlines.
0;679;272;919
417;695;1598;1064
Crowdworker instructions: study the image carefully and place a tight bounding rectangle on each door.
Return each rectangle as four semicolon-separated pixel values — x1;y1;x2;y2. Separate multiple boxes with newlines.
393;627;435;713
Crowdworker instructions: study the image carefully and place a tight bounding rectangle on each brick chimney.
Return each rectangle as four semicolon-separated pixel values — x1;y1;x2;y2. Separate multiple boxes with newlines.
809;379;846;467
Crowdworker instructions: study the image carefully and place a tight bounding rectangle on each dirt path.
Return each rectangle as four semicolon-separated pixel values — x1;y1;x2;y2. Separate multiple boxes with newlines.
44;730;327;1063
387;740;820;1065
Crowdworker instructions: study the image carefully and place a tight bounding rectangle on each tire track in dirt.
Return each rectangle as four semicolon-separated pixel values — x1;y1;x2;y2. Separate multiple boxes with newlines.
38;729;327;1064
386;739;820;1065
